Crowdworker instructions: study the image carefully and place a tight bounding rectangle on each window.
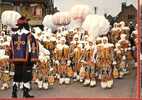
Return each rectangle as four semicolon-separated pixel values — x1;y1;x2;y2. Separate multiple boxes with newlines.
31;4;42;17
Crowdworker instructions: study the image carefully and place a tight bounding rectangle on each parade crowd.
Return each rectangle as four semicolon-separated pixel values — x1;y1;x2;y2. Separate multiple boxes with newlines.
0;20;136;91
0;5;138;98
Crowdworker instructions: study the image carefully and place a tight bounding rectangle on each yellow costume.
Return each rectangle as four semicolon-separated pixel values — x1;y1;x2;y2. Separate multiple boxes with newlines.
96;37;114;89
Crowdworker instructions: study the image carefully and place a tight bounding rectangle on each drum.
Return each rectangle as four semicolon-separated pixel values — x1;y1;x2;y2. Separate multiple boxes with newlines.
48;76;55;86
1;73;11;82
0;59;8;69
67;67;74;77
113;67;119;79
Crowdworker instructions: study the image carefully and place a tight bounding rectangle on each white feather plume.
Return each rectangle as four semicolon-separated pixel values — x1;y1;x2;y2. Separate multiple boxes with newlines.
52;12;71;26
1;10;21;28
42;15;58;32
69;5;91;28
82;14;110;41
42;15;54;28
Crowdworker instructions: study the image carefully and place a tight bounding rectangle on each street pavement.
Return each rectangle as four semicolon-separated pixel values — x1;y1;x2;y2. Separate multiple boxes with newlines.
0;69;136;98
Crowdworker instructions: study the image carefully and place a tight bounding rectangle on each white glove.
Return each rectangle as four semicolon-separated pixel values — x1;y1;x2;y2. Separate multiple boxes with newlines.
128;47;131;50
112;61;117;65
49;68;54;71
33;64;37;69
81;60;86;63
132;46;135;51
55;60;60;65
122;56;126;60
45;56;50;60
125;48;128;52
67;60;71;66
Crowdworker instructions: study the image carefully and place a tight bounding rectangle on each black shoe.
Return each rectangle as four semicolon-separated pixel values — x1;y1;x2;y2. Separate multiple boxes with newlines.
23;86;34;98
12;84;17;98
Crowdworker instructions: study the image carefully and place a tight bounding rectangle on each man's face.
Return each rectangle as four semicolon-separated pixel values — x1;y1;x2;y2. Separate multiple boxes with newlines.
61;40;65;44
103;39;107;44
57;36;61;40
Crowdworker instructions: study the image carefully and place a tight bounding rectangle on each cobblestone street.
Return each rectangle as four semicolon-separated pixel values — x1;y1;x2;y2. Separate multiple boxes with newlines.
0;69;136;98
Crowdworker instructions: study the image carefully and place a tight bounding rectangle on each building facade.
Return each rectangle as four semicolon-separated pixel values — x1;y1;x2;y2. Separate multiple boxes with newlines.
116;2;137;26
0;0;55;26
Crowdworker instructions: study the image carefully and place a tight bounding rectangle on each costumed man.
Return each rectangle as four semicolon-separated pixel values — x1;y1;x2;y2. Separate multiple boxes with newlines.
6;31;16;78
118;34;131;75
70;34;82;81
37;45;50;90
130;26;137;61
66;29;74;45
42;31;56;69
79;34;89;50
9;16;39;98
33;33;52;90
74;27;82;41
81;40;97;87
42;33;56;87
111;23;121;44
56;34;62;44
43;27;53;38
119;21;130;40
42;28;54;46
72;42;83;82
96;37;114;89
0;38;11;90
113;43;124;78
54;37;70;84
78;35;89;83
94;37;103;81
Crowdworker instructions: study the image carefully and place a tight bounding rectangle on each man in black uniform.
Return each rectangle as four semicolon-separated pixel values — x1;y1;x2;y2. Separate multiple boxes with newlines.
9;17;39;98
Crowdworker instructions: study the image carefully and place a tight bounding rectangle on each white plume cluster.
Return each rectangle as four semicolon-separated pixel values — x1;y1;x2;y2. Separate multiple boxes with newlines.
1;10;21;28
69;4;91;28
82;14;110;41
33;27;42;34
42;4;91;30
52;12;71;26
42;15;54;29
70;5;90;21
42;4;110;40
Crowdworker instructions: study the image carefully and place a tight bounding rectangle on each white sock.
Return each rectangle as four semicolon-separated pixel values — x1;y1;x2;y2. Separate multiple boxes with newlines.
23;82;30;89
13;82;18;86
